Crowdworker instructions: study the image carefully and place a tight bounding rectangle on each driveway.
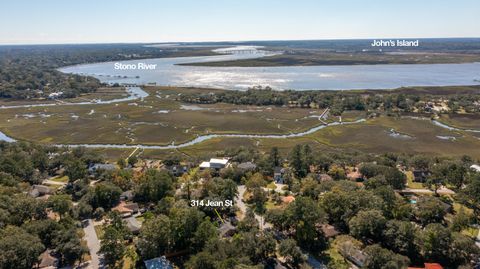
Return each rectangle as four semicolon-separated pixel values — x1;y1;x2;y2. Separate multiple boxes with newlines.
236;185;272;229
83;219;104;269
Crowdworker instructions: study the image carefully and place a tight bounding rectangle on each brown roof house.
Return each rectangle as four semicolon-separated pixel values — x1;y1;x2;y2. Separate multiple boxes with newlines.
29;185;53;198
35;249;59;269
112;201;139;218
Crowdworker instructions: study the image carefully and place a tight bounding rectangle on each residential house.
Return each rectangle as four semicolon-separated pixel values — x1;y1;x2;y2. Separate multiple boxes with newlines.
317;173;333;182
282;195;295;204
36;249;59;269
88;163;116;173
470;164;480;173
112;201;139;218
167;164;190;177
29;185;53;198
237;162;257;172
218;222;237;238
408;263;443;269
120;190;134;201
339;240;367;268
124;216;142;234
320;224;340;239
199;158;230;171
274;167;286;183
413;170;429;183
347;168;363;182
144;256;174;269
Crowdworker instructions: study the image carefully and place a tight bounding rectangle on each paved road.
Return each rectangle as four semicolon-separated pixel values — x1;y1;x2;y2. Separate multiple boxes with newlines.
83;219;104;269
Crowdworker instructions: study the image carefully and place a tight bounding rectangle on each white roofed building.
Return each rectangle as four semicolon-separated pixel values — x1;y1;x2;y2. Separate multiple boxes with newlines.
470;164;480;173
199;158;230;170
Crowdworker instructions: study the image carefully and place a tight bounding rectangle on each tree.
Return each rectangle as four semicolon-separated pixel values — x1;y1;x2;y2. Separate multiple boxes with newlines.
251;188;267;214
431;161;466;190
192;218;217;251
382;220;418;258
117;158;126;169
245;173;266;190
418;223;451;263
410;155;431;170
91;183;122;209
448;232;480;266
372;185;397;218
0;226;45;269
459;174;480;216
269;147;281;167
321;188;383;230
278;239;306;267
327;164;346;180
348;210;386;243
53;228;87;266
169;205;205;250
414;196;447;226
185;251;216;269
359;163;380;178
22;219;61;248
135;169;174;203
290;145;306;178
450;207;472;232
235;231;276;264
136;215;172;259
363;244;410;269
238;209;259;232
284;197;326;250
127;156;138;167
64;159;87;181
99;226;126;266
47;195;72;217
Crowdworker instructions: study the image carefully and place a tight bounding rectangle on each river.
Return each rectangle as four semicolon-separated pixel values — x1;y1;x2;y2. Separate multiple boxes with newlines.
59;46;480;91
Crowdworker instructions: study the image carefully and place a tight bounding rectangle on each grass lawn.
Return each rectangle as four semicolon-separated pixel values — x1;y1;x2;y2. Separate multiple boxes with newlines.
453;202;474;215
267;182;277;190
94;225;104;240
322;237;351;269
45;183;64;190
405;171;424;189
50;175;69;183
461;227;479;239
265;200;276;210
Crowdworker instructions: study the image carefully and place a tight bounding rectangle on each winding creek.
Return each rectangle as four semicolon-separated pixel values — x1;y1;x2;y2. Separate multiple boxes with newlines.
1;116;479;149
1;46;480;148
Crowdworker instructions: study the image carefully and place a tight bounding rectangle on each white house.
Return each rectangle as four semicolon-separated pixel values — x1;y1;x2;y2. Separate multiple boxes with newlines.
470;164;480;173
199;158;230;170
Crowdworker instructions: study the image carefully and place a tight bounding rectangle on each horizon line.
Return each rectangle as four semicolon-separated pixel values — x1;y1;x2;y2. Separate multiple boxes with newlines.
1;36;480;46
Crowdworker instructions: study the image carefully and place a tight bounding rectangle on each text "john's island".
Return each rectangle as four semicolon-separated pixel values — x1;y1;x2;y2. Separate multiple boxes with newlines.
371;39;420;47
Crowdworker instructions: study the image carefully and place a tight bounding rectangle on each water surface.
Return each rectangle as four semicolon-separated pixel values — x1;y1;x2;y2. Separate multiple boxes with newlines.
59;49;480;90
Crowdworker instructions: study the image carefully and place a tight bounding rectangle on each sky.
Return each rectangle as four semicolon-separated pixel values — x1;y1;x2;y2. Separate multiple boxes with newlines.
1;0;479;45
